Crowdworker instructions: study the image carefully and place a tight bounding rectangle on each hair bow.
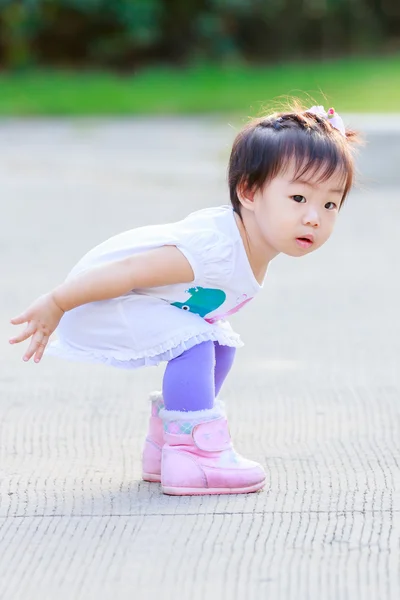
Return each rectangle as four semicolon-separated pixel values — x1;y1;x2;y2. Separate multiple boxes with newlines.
306;106;346;136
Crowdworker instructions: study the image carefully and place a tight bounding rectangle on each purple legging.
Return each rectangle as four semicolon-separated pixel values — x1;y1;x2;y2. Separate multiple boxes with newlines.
163;341;236;412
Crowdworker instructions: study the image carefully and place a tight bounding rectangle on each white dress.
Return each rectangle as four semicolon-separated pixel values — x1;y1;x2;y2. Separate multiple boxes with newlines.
47;206;263;369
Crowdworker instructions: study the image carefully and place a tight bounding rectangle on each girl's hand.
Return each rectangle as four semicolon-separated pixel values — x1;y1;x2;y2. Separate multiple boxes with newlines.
9;293;65;363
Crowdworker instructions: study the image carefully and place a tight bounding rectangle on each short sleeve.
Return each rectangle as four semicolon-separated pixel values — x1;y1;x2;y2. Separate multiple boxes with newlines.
174;228;235;287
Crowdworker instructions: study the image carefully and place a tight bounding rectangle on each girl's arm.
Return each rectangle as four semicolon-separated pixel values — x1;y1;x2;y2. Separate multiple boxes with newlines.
9;246;194;363
52;246;194;311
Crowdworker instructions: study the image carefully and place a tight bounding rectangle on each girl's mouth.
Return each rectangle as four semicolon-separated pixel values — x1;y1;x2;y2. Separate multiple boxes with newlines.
296;236;314;249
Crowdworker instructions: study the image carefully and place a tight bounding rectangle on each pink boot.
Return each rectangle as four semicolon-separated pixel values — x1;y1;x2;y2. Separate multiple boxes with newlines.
141;393;228;483
142;392;164;482
161;408;266;495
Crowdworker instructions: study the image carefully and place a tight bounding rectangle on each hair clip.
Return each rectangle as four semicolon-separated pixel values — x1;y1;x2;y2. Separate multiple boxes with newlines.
306;105;346;136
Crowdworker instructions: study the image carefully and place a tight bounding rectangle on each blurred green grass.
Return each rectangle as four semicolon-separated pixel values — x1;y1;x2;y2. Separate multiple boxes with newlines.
1;55;399;115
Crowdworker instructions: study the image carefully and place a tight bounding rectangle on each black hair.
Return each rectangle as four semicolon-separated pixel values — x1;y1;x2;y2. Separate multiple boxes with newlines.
228;106;360;215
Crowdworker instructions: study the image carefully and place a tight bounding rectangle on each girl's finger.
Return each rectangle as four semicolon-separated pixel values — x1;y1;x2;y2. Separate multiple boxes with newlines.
9;321;37;345
23;331;44;362
10;312;30;326
33;336;49;364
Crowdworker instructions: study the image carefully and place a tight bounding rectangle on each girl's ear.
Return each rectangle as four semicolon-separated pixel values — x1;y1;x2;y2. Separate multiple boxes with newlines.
237;181;257;212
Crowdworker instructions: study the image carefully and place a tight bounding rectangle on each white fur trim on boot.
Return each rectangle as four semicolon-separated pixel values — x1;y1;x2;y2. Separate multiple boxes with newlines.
159;404;224;422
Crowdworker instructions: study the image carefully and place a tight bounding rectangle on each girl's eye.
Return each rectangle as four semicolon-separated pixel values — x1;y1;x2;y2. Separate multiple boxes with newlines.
292;195;306;203
325;202;337;210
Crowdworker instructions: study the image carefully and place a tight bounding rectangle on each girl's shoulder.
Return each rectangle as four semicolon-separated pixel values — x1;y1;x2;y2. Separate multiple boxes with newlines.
176;205;240;247
175;204;239;255
170;205;238;285
181;205;237;232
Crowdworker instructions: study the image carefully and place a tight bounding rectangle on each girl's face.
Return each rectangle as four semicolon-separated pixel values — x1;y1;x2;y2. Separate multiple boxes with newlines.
249;163;346;257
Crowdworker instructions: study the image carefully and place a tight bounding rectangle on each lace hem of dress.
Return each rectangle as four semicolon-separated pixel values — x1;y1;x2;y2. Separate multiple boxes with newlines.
46;326;243;370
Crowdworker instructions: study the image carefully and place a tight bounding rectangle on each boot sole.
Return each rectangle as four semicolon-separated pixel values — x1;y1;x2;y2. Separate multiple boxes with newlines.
162;478;266;495
142;472;161;483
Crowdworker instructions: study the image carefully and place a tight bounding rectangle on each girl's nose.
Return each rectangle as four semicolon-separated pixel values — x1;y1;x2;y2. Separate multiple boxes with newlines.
303;209;320;228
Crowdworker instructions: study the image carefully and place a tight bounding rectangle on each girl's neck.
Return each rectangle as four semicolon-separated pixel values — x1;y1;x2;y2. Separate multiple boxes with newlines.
234;209;279;284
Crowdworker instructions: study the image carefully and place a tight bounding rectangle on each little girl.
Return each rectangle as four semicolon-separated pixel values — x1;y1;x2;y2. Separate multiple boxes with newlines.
9;104;359;496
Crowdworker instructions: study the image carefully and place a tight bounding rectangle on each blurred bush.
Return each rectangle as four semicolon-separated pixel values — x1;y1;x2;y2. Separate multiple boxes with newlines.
0;0;399;69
